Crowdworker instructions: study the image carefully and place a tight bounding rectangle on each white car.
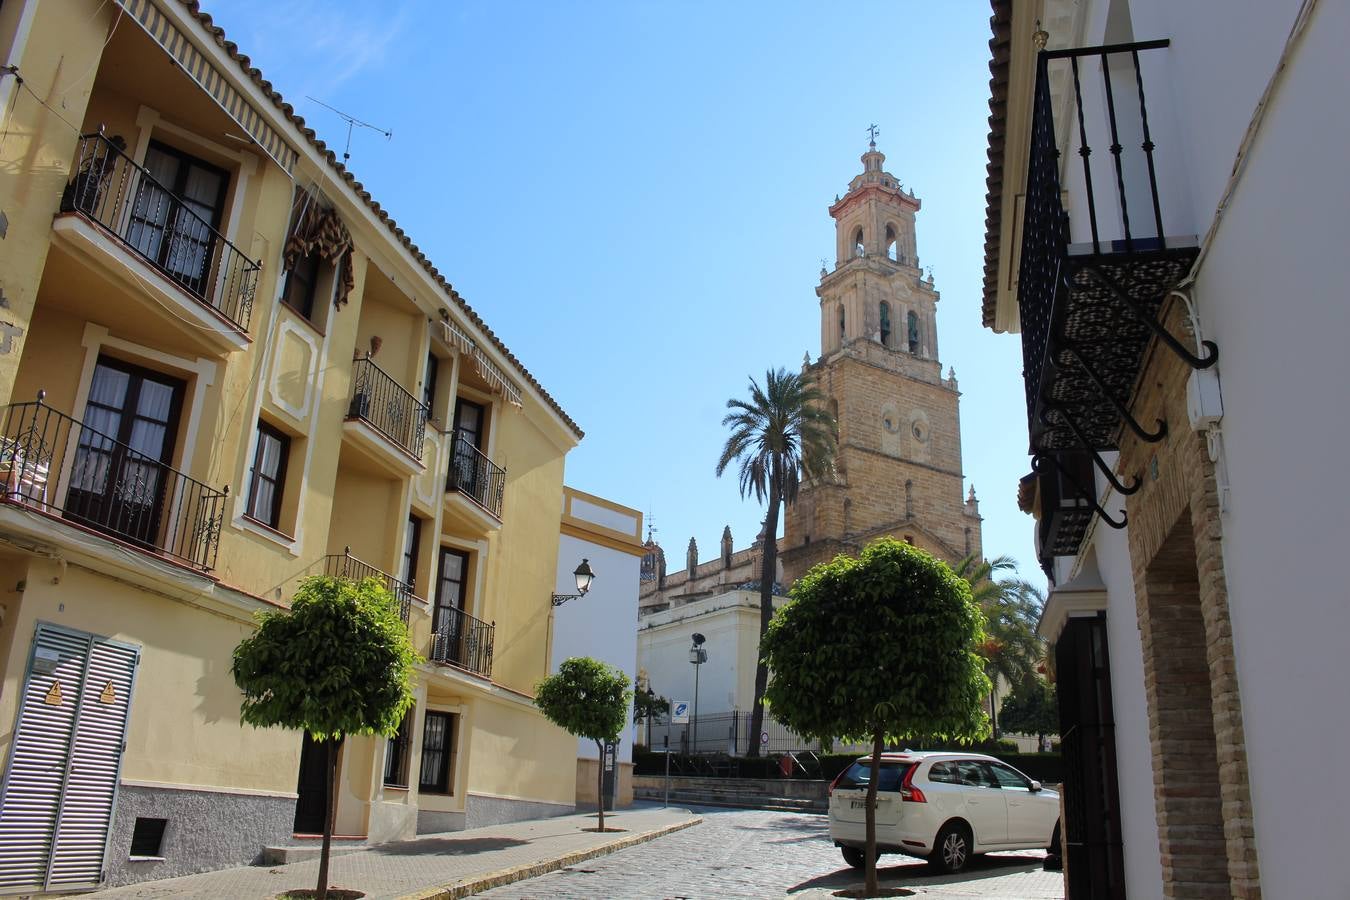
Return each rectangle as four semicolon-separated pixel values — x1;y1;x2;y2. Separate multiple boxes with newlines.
828;751;1060;873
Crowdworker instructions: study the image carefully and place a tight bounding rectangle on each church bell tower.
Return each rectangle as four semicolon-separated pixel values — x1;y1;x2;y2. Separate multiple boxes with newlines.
781;138;983;583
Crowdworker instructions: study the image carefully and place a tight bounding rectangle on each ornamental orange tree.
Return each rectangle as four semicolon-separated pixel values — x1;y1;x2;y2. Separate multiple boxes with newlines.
761;539;989;896
232;576;418;900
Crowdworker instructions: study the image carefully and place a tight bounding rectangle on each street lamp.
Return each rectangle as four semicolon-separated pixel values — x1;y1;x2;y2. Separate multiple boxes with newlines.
689;633;707;753
551;559;595;606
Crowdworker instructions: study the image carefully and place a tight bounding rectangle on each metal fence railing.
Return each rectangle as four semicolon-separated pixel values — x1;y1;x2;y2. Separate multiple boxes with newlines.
62;131;260;331
643;710;838;757
428;606;494;679
446;428;505;519
347;357;428;461
323;547;413;623
1;392;227;570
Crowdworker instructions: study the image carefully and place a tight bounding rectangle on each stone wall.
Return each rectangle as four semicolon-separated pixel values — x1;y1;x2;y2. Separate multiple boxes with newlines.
106;783;295;886
782;350;981;582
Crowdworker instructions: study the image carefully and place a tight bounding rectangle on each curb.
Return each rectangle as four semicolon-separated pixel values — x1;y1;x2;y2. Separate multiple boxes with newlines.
395;815;704;899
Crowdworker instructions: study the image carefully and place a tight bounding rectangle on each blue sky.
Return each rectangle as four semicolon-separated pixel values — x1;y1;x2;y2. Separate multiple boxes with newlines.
209;0;1041;587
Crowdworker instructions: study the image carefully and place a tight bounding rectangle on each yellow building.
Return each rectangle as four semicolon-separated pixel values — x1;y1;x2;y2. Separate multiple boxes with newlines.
0;0;582;890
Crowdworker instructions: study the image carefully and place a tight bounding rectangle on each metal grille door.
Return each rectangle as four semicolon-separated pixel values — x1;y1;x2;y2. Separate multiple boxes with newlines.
0;623;139;892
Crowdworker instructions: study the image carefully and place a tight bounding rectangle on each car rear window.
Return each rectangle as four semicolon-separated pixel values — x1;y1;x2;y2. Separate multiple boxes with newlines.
836;760;914;792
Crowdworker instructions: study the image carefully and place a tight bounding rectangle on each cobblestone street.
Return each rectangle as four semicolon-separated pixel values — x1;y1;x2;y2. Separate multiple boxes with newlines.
479;806;1065;900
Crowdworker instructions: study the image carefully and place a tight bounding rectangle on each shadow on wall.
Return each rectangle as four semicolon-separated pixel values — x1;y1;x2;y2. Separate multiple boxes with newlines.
195;640;248;725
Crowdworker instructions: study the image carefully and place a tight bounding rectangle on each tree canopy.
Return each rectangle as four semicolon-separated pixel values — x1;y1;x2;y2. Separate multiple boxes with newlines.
761;538;990;894
763;539;991;746
232;575;419;739
535;657;632;831
633;684;670;724
232;575;419;899
998;675;1058;741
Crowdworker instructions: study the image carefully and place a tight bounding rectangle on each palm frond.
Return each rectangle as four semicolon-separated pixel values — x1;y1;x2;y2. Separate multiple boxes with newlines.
716;367;838;508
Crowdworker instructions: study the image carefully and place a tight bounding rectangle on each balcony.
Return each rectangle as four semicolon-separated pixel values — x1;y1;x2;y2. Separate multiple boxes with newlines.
429;606;494;679
323;547;414;623
342;357;429;474
444;429;505;528
1018;41;1214;555
0;393;226;571
1030;452;1109;571
57;132;260;336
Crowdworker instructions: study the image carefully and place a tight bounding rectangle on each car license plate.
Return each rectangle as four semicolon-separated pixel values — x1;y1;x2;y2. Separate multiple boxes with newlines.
850;799;867;809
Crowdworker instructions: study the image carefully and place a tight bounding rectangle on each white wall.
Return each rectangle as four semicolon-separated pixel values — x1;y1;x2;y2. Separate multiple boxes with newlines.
1089;474;1165;898
1157;3;1350;895
551;534;639;764
636;591;763;720
1055;2;1350;895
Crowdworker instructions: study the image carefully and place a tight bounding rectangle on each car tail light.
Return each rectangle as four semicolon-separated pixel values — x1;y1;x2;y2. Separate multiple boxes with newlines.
900;765;926;803
828;769;849;797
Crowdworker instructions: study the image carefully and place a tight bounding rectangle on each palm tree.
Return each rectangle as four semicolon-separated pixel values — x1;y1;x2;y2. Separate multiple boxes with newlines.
955;554;1045;738
716;367;836;757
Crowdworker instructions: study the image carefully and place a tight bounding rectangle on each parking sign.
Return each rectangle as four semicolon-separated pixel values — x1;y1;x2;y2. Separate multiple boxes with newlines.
671;700;690;724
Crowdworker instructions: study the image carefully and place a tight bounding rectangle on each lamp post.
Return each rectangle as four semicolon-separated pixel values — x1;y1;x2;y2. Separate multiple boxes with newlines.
689;633;707;753
551;559;595;606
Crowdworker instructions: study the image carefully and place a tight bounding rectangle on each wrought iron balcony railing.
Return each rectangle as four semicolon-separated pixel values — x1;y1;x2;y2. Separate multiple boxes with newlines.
61;132;261;331
1018;41;1216;556
446;429;505;519
1;393;227;570
429;605;494;678
347;357;428;461
323;547;413;623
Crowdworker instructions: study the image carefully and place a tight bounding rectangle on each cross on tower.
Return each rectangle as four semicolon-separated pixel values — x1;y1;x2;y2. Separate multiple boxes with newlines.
867;123;880;148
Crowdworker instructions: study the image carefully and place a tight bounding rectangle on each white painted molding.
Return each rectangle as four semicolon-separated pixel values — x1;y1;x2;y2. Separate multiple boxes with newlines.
266;319;319;422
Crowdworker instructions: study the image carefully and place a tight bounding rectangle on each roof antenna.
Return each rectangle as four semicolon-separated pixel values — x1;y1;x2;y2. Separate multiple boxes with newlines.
306;96;392;164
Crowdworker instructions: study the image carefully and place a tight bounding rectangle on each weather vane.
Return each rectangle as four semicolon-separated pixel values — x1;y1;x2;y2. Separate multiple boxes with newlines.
867;123;880;148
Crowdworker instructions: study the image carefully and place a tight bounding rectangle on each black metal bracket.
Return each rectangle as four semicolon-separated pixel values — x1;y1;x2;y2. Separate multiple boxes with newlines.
1058;346;1168;444
1032;453;1128;530
1039;405;1142;495
1081;264;1219;369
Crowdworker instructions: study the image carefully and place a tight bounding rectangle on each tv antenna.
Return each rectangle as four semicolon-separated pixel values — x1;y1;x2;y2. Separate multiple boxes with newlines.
306;96;392;163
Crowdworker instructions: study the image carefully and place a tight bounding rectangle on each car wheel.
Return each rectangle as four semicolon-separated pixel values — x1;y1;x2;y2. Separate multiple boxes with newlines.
1044;820;1064;872
930;821;972;874
841;846;867;869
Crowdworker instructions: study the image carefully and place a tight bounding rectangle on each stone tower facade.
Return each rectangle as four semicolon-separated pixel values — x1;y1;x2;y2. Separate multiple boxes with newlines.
781;144;982;583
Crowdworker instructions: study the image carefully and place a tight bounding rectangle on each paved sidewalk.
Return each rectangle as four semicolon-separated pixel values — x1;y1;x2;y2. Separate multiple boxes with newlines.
87;806;701;900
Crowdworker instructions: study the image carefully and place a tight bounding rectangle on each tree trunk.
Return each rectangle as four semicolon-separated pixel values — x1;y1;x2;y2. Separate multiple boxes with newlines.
595;739;606;832
865;729;883;896
316;736;340;900
746;481;781;759
989;687;999;739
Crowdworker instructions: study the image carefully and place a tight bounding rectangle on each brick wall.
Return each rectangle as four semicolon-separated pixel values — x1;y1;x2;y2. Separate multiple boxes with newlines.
1119;301;1261;899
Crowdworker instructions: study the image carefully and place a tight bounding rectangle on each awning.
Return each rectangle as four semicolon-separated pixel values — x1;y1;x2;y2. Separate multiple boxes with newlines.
115;0;300;174
435;321;522;408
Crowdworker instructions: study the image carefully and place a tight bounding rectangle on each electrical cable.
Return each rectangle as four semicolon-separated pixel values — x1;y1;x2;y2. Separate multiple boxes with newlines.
53;5;124;104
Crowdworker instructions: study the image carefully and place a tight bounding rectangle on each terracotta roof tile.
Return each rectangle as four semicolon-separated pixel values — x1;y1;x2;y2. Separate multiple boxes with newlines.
981;0;1013;330
180;1;583;438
